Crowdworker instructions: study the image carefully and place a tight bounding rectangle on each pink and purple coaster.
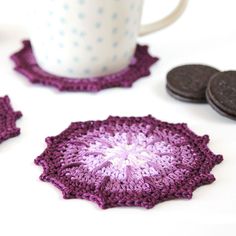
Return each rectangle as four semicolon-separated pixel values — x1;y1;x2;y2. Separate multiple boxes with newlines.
35;115;223;209
11;41;158;92
0;96;22;144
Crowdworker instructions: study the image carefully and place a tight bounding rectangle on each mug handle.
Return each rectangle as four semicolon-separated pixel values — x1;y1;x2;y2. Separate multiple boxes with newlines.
140;0;188;36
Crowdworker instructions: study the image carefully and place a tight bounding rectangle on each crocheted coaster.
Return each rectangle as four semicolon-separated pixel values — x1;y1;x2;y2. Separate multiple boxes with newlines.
11;41;158;92
35;115;223;209
0;96;22;144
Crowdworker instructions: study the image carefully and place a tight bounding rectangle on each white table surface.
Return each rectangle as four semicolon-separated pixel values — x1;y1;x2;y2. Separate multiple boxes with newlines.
0;0;235;235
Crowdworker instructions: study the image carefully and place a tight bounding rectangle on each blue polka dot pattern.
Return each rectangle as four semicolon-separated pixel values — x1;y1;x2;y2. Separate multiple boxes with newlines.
31;0;144;78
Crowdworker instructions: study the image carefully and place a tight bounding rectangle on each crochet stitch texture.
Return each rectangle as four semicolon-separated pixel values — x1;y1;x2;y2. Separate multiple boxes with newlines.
11;40;158;92
35;116;223;209
0;96;22;144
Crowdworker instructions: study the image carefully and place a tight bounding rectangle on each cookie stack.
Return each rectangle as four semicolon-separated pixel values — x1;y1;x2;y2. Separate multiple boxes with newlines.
166;65;236;120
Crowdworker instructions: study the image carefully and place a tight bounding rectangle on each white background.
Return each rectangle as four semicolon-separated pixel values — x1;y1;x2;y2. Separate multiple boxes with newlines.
0;0;236;235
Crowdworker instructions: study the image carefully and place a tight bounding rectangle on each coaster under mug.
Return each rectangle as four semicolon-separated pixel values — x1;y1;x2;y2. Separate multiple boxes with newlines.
11;40;158;92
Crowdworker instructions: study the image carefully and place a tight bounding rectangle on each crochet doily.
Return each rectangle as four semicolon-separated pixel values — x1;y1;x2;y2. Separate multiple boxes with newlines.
35;115;223;209
0;96;22;144
11;41;158;92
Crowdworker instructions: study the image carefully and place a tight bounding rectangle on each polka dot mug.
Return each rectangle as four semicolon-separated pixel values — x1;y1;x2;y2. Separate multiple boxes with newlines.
30;0;188;78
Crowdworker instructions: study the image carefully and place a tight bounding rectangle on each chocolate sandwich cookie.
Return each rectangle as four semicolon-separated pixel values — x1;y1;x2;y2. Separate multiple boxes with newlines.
206;71;236;120
167;64;220;103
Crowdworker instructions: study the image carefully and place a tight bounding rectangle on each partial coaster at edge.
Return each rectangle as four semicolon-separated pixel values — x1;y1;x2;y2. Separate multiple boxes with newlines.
0;96;22;144
11;40;158;92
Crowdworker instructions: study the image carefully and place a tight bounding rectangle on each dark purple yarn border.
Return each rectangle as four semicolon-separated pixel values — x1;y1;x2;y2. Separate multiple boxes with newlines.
0;96;22;144
11;40;158;92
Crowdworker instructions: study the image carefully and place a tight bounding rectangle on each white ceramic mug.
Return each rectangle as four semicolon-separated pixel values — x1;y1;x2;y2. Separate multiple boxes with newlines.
30;0;188;78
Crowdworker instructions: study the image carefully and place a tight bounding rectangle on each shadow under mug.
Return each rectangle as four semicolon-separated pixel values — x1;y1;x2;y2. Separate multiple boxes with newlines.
30;0;188;78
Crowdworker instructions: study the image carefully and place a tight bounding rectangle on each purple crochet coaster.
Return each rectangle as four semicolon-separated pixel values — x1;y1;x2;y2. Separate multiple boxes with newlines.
35;115;223;209
11;40;158;92
0;96;22;144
